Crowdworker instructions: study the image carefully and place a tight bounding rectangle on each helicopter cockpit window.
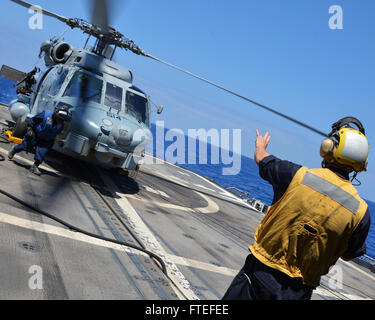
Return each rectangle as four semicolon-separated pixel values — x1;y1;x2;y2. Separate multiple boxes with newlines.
49;69;69;97
63;72;103;104
105;83;122;111
125;91;148;125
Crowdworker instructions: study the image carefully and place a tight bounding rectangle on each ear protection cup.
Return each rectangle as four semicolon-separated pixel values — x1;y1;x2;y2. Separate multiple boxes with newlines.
320;138;336;160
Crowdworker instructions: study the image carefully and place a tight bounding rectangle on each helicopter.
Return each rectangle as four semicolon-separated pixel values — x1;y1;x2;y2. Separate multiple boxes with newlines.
2;0;329;177
4;0;167;176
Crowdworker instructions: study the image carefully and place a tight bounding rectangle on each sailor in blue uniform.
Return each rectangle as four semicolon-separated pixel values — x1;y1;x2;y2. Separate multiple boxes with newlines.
8;106;70;175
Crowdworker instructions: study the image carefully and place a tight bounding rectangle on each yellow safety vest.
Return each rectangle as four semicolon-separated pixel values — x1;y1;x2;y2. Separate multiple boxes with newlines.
249;167;367;287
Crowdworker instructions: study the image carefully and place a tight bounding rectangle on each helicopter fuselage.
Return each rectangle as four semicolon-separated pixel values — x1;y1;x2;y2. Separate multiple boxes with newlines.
11;45;152;172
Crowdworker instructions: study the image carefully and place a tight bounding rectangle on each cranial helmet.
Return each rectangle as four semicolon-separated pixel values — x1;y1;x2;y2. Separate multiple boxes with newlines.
320;117;369;173
54;105;71;121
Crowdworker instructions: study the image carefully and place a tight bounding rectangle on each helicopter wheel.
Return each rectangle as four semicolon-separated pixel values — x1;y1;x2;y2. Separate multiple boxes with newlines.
12;118;27;139
128;165;140;179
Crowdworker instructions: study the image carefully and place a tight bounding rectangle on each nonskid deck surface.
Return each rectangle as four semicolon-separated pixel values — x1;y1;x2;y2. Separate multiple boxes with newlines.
0;103;374;300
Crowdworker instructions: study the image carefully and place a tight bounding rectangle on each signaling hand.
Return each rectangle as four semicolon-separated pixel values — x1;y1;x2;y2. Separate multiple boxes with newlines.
254;129;271;166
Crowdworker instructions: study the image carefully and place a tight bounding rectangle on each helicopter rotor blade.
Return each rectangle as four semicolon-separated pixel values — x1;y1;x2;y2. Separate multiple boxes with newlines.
91;0;110;34
9;0;326;137
142;52;328;137
9;0;69;23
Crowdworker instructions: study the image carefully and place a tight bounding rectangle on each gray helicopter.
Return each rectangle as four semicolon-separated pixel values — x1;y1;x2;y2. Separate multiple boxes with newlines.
3;0;328;177
4;0;166;175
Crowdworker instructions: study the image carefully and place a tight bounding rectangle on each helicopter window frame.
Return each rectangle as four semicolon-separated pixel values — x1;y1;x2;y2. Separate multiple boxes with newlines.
125;88;150;127
103;81;124;113
31;67;54;114
34;67;64;114
62;69;104;105
48;67;69;98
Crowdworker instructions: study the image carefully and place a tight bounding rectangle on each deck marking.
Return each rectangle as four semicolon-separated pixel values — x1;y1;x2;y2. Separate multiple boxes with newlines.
337;291;372;300
0;211;356;301
143;185;170;198
195;192;220;214
314;287;339;300
146;201;190;211
340;259;375;282
193;184;216;193
177;170;190;176
141;156;251;208
0;147;60;176
98;173;200;300
137;183;219;214
0;210;137;253
0;211;238;277
139;169;219;214
315;284;372;300
150;154;248;200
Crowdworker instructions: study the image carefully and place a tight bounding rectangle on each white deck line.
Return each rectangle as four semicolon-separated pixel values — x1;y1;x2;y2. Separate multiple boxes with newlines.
143;153;254;209
0;211;236;277
98;172;200;300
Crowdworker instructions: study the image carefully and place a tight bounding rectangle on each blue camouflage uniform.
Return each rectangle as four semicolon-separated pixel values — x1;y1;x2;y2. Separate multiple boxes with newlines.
13;110;64;165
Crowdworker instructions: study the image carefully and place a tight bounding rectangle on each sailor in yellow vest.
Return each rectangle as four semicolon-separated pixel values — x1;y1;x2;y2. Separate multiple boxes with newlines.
223;117;371;300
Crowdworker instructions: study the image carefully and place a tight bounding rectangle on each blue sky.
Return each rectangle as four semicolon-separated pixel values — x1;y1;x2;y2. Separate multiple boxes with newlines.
0;0;374;200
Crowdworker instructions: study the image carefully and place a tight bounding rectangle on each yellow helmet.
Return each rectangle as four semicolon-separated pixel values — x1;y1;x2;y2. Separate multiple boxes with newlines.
320;117;369;172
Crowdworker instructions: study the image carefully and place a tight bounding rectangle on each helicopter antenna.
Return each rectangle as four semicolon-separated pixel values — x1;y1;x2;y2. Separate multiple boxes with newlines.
52;27;70;42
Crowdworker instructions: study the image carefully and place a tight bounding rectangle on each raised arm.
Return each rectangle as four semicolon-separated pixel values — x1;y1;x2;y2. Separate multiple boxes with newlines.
254;129;271;165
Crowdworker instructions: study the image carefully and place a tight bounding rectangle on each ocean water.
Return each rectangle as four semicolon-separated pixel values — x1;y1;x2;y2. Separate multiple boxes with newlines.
0;76;373;259
0;77;17;104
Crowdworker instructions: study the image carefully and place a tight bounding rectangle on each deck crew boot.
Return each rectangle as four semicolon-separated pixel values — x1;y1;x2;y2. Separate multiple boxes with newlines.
29;164;42;176
8;146;16;160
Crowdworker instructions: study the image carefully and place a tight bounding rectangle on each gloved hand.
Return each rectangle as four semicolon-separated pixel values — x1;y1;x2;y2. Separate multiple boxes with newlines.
27;127;35;139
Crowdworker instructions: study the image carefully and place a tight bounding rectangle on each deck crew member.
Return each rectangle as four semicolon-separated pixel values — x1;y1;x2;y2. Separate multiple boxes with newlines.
223;117;371;300
8;106;70;175
15;67;39;95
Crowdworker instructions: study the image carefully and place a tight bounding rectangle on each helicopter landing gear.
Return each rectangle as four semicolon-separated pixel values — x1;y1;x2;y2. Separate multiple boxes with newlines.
115;164;140;179
128;169;139;179
12;118;27;139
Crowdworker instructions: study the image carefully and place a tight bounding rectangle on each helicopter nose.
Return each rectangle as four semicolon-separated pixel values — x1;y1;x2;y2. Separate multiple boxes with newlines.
110;125;133;146
69;109;103;140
